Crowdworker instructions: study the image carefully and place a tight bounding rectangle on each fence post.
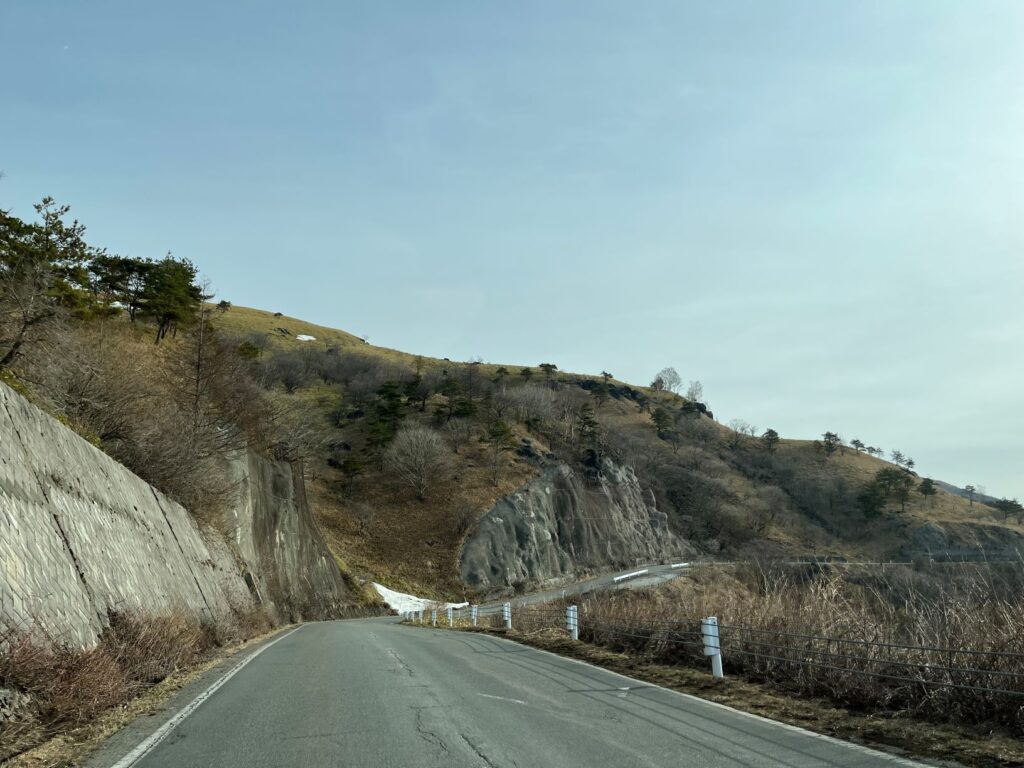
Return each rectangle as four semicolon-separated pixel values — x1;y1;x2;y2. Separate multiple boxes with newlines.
447;606;453;627
502;601;512;630
701;616;724;679
566;605;579;641
417;609;422;623
471;605;479;626
431;609;437;627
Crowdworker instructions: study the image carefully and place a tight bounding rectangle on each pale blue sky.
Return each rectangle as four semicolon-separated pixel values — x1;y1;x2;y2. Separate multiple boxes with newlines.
2;2;1022;497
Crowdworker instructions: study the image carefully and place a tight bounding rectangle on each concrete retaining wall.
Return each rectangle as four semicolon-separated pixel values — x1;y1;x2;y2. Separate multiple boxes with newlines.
0;383;351;648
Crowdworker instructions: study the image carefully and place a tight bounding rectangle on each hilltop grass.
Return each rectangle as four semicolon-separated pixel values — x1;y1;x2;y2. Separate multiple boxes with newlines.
209;304;1020;597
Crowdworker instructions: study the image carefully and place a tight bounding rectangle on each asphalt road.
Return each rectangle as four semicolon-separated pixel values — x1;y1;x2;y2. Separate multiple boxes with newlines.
474;562;689;617
93;618;934;768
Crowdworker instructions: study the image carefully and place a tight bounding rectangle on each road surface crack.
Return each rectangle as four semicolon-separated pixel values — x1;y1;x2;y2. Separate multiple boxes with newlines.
458;732;500;767
414;709;449;753
386;647;414;676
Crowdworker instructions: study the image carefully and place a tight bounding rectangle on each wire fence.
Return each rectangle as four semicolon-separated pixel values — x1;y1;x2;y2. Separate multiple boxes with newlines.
401;596;1024;731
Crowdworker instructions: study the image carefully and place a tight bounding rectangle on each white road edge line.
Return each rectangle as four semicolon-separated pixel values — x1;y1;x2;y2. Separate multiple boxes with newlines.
477;632;935;768
670;562;689;569
109;625;304;768
612;569;649;582
477;692;528;705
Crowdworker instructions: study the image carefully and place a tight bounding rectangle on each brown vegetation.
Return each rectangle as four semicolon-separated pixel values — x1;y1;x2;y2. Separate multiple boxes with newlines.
502;563;1024;736
208;304;1024;599
0;609;273;762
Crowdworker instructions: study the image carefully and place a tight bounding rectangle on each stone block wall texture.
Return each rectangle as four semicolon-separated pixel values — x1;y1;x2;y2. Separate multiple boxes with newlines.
0;383;351;648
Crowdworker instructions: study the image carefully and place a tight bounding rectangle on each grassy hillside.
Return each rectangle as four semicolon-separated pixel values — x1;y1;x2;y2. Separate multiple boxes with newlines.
211;305;1023;597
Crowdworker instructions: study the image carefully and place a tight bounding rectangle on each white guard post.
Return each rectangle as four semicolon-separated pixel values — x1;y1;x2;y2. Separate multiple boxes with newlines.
471;605;479;626
701;616;724;679
447;606;453;627
566;605;579;641
502;602;512;629
418;609;423;623
431;609;437;627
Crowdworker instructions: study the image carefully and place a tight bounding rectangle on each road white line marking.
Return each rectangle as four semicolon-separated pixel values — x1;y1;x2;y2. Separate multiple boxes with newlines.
613;569;649;582
670;562;689;569
477;693;528;705
110;625;303;768
483;633;935;767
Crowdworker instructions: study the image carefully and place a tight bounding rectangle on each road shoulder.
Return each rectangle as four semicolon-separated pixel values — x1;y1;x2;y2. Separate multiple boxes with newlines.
442;625;1021;768
3;625;297;768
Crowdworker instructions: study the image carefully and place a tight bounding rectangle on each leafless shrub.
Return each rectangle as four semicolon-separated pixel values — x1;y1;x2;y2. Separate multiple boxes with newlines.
514;565;1024;734
348;501;376;536
0;608;273;761
498;384;558;424
383;424;453;501
15;323;272;530
444;417;473;454
451;503;480;538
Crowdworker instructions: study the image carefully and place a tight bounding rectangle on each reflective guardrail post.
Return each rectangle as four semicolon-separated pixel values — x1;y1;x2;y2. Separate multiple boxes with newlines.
431;609;437;627
701;616;724;678
502;601;512;630
471;605;478;626
447;606;453;627
566;605;578;641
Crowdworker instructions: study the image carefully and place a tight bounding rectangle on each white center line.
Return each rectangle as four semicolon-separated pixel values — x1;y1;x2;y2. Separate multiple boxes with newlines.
477;692;528;705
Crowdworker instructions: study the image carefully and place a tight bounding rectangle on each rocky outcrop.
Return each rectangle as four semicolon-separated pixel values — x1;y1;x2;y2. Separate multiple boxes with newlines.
900;520;1024;561
226;452;351;621
0;382;351;648
460;460;693;593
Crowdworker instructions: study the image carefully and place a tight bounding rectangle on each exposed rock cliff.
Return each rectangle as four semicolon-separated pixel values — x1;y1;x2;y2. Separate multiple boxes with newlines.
900;520;1024;561
0;383;351;648
460;459;693;593
227;451;351;621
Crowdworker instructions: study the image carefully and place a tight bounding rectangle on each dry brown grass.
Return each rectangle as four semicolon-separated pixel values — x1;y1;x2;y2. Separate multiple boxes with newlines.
210;303;1024;597
0;608;273;763
488;629;1024;768
311;422;539;599
503;564;1024;736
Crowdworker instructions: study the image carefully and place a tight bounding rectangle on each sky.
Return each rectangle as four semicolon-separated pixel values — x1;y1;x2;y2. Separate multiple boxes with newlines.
2;1;1022;497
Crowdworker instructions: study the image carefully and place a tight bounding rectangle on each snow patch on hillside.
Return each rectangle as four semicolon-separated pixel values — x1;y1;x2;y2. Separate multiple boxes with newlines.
296;334;316;342
372;583;468;613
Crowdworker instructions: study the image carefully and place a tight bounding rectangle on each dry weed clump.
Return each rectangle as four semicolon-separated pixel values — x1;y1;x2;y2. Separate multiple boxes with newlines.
0;608;271;762
514;563;1024;735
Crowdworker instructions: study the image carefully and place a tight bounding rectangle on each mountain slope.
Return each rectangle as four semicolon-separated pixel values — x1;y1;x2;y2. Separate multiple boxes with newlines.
213;305;1024;597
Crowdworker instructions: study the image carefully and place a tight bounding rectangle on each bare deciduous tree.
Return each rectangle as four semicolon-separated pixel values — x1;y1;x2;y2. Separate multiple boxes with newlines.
444;417;473;454
499;384;557;424
651;366;681;393
383;424;453;500
728;419;750;449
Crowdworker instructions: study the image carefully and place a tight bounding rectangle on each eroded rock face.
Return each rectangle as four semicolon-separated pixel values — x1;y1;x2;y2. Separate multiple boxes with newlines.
460;460;692;593
226;452;352;623
901;521;1024;561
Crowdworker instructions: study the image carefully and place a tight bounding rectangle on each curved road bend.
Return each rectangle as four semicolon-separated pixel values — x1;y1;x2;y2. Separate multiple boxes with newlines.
91;618;940;768
475;562;690;616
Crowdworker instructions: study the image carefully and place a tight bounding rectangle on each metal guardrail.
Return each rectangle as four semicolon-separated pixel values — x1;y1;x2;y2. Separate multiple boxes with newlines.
399;601;1024;699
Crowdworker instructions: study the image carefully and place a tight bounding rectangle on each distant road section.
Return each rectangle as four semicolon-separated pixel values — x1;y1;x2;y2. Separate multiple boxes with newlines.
90;619;934;767
478;561;690;614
